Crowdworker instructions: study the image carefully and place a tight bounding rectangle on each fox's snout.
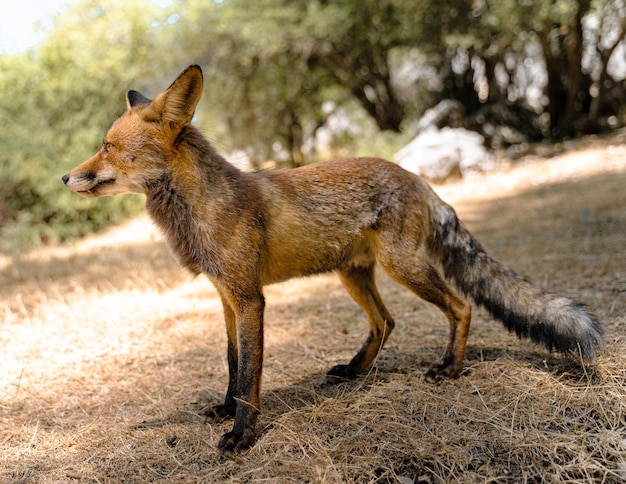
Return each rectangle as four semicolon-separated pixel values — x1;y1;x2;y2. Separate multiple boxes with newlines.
62;164;119;197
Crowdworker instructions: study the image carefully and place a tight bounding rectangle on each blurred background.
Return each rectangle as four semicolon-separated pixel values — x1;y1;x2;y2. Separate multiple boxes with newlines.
1;0;625;253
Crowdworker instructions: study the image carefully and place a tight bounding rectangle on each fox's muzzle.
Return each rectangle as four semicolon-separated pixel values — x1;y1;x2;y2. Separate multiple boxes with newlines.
62;170;116;197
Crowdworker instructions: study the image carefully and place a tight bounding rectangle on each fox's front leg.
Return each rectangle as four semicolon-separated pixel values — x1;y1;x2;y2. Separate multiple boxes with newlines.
216;292;265;454
204;296;239;420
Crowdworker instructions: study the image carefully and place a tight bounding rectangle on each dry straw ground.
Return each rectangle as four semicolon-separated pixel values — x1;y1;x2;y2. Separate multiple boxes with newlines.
1;136;625;483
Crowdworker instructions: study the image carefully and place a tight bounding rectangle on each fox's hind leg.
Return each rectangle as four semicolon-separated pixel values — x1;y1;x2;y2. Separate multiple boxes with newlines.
328;263;396;382
378;249;472;382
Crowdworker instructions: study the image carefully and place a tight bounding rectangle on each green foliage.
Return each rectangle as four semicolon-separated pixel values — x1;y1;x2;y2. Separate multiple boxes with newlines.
1;0;624;252
164;0;429;164
0;0;165;253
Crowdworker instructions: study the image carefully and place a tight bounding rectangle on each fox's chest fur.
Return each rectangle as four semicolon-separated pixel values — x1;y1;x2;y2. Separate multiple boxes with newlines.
146;172;225;277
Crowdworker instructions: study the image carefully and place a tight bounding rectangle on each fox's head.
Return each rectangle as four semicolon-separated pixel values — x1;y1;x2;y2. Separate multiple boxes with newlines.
62;65;204;197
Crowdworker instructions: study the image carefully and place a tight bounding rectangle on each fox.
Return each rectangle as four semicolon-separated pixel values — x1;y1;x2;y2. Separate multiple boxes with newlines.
62;65;602;453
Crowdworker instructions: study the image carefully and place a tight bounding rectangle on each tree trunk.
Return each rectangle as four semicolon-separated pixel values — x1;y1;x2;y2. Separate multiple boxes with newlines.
349;78;404;132
589;17;626;123
561;0;588;132
316;47;405;132
284;108;304;167
440;49;480;114
539;0;590;137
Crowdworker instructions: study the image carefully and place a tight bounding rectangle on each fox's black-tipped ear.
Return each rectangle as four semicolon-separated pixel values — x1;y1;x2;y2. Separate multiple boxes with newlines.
151;65;204;130
126;90;152;110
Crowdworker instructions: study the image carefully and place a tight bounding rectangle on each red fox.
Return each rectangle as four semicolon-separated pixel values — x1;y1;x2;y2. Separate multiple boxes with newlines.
63;65;602;453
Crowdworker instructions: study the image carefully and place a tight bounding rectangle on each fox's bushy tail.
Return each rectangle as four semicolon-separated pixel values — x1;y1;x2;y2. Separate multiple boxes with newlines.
428;201;603;361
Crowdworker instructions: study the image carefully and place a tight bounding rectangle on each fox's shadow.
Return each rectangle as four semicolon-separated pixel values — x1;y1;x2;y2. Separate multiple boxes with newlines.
131;343;600;443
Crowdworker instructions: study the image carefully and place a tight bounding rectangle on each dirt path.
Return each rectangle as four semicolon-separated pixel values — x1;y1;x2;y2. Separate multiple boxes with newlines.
1;141;625;482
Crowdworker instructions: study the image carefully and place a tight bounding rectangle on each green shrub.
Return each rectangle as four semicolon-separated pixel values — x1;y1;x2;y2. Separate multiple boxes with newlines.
0;54;145;254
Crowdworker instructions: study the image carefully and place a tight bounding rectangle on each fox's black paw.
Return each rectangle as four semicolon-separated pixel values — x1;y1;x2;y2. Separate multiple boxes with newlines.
218;428;256;454
326;364;359;384
424;362;461;383
203;404;236;421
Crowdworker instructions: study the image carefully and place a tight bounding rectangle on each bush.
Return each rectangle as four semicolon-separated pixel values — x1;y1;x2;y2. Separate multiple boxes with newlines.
0;54;145;254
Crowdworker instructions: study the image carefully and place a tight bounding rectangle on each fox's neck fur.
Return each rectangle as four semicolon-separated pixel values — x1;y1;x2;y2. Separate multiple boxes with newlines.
144;126;245;278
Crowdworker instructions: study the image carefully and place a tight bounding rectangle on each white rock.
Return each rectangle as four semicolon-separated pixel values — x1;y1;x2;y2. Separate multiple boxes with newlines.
395;127;496;182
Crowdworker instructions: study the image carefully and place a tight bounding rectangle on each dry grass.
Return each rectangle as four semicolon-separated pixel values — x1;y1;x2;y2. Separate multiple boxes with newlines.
1;135;625;483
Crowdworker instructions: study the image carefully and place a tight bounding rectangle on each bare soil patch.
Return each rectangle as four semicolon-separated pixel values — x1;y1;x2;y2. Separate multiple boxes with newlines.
1;138;625;483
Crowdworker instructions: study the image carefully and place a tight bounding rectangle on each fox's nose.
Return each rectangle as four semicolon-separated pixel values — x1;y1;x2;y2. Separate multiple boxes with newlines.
62;174;70;185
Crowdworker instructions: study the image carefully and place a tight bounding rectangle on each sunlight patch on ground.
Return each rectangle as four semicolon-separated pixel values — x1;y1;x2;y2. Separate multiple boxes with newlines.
1;279;222;393
435;144;626;204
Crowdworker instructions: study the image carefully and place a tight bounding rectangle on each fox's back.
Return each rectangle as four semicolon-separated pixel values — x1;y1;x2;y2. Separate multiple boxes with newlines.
254;157;434;283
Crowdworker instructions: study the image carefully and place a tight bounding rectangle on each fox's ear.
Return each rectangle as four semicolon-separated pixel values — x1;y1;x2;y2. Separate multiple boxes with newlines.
126;90;152;110
151;65;204;130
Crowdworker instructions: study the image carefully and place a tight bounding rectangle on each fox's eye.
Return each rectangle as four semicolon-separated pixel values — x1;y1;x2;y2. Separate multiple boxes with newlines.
102;142;114;154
